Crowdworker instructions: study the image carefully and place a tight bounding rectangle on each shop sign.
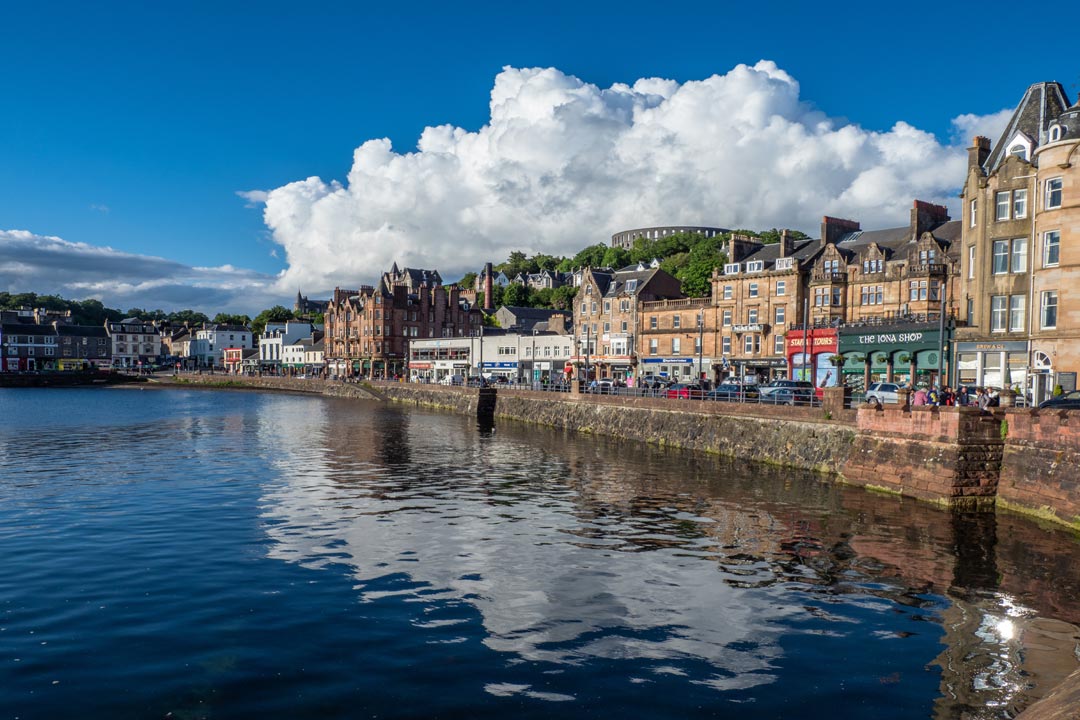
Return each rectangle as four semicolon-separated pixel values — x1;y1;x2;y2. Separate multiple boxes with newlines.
786;333;837;352
642;357;694;364
408;361;432;369
955;341;1027;353
733;324;762;333
482;361;518;369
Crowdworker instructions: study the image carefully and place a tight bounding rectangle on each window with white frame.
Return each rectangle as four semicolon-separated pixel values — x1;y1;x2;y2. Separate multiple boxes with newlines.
996;191;1010;221
724;263;740;275
723;285;733;300
1041;291;1058;329
990;296;1007;332
832;287;842;306
603;322;610;333
747;308;758;324
773;334;784;354
992;240;1009;274
1043;231;1060;267
746;260;764;273
1050;125;1063;142
673;315;681;329
743;334;758;355
722;309;732;326
603;300;610;313
1013;189;1028;219
1009;295;1025;332
693;335;702;353
776;280;786;296
1045;178;1063;209
968;246;975;279
774;305;785;324
909;280;928;301
672;338;681;354
650;316;657;329
814;287;828;306
970;199;977;227
749;283;758;298
1010;237;1027;273
722;336;731;355
649;339;658;355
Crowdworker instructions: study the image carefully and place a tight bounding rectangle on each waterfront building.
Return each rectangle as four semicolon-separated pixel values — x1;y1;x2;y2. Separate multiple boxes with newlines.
713;231;816;383
56;325;111;370
958;81;1080;400
574;265;683;381
407;329;575;383
611;225;728;250
0;319;57;371
324;264;482;378
105;318;162;369
258;321;314;371
637;297;713;383
191;323;252;369
817;203;961;390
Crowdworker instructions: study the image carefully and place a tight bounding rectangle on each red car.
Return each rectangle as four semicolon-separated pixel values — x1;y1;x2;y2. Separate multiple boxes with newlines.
665;383;705;400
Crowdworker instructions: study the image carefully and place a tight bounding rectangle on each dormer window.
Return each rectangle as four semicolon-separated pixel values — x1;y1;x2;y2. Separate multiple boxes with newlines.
1049;124;1063;143
724;263;740;275
775;257;794;271
625;279;638;293
1009;144;1028;161
745;260;764;273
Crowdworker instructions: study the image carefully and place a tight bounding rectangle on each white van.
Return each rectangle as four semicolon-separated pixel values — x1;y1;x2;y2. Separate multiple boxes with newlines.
439;374;465;386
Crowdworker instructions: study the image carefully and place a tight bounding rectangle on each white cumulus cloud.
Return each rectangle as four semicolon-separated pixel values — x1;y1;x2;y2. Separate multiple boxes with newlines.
252;60;1004;294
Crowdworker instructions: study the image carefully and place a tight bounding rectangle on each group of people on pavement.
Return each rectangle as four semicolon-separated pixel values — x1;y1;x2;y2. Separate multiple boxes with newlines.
910;384;1000;409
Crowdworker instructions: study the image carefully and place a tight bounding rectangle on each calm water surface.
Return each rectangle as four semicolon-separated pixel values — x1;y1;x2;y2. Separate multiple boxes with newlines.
2;387;1079;719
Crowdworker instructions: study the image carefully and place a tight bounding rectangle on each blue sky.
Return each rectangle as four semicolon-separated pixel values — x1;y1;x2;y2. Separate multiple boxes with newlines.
2;1;1078;314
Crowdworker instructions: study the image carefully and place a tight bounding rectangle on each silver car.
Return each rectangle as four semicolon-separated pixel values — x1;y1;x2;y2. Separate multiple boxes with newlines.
865;382;901;406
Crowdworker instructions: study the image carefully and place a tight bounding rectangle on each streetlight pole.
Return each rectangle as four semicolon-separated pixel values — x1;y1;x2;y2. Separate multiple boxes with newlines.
697;311;704;383
531;329;537;385
585;324;591;383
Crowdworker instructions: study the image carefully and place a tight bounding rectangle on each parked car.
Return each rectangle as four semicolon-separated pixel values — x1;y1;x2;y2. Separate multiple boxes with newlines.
639;374;670;390
865;382;902;406
1039;391;1080;410
705;384;760;402
759;380;813;398
439;374;465;386
665;383;705;400
760;387;815;406
587;379;615;394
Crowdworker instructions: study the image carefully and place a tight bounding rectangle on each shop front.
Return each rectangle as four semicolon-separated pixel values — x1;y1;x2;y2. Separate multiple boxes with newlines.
955;340;1027;394
640;356;711;382
480;361;518;381
838;324;947;391
785;329;838;387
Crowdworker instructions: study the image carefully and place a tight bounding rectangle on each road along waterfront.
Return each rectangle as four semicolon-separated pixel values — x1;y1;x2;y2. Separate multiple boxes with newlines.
2;386;1079;718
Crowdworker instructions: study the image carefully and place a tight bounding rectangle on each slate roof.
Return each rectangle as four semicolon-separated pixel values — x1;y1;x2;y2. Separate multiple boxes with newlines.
985;82;1070;172
57;325;109;339
730;239;820;270
604;267;656;297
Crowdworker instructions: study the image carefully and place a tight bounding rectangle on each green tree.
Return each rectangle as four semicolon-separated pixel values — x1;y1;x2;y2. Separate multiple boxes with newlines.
601;246;631;269
571;244;608;269
213;313;252;326
167;309;210;326
549;285;577;311
456;271;478;289
251;305;295;337
503;283;530;307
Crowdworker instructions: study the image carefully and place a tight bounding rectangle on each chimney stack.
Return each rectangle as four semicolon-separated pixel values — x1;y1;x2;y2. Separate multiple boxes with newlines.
820;216;860;246
483;262;494;311
968;136;991;171
910;200;950;238
779;229;794;258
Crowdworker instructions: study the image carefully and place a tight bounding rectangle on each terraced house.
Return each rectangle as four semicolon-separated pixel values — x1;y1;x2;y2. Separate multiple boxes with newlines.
324;264;482;378
573;262;683;381
958;81;1080;401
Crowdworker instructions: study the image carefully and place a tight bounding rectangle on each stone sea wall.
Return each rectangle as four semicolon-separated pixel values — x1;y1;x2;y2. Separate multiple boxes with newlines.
998;409;1080;531
377;383;858;474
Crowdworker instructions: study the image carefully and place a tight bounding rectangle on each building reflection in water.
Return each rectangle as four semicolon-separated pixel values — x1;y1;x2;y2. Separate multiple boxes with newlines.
253;397;1080;715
